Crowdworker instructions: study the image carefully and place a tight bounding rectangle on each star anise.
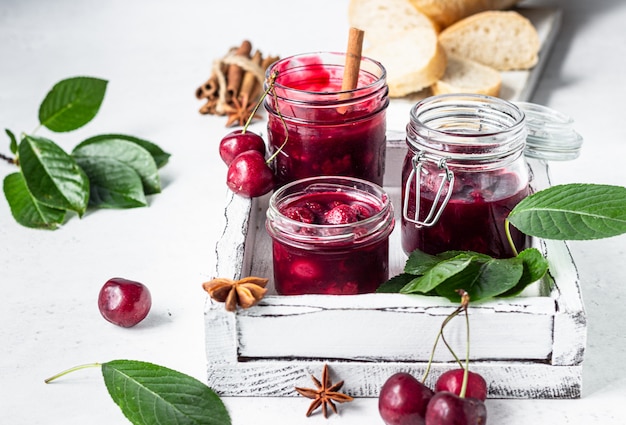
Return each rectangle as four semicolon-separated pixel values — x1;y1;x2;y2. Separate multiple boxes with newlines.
224;93;262;128
295;364;354;418
202;276;268;312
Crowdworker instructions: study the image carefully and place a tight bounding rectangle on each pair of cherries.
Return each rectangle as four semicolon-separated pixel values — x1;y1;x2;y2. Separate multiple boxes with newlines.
220;129;274;198
379;369;487;425
379;290;487;425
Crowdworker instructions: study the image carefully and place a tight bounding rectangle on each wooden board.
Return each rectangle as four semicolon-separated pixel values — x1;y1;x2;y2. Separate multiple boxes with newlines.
206;8;585;399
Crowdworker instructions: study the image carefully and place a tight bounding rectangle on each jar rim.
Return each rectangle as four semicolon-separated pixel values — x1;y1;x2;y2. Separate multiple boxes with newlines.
514;101;583;161
407;94;527;164
266;176;394;248
265;51;387;99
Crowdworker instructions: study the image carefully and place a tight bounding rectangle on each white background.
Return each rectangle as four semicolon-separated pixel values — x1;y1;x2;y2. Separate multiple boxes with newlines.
1;0;625;423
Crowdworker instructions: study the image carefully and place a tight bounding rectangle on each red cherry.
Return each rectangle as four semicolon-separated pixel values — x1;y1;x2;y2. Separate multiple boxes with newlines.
323;204;358;224
435;369;488;401
98;277;151;327
424;391;487;425
226;150;274;198
219;130;266;166
283;206;316;224
378;372;433;425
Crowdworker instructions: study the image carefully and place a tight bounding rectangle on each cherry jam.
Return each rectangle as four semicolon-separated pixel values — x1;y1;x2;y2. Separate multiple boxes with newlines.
266;176;394;295
401;94;530;258
264;52;388;187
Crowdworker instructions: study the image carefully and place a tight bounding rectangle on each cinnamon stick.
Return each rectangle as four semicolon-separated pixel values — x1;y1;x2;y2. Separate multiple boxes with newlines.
226;40;252;103
195;73;219;100
341;27;364;94
338;27;364;114
239;50;263;104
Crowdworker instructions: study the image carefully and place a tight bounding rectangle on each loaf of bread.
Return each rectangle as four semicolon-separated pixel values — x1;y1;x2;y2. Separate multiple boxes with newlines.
348;0;438;43
431;54;502;97
408;0;521;29
348;0;446;97
364;28;447;97
438;10;540;71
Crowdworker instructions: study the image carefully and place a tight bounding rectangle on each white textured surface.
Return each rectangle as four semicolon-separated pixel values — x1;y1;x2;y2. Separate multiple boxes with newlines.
1;0;625;424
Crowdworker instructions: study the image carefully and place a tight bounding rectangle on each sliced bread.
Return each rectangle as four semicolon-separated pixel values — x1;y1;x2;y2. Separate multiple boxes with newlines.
364;27;447;97
438;10;540;71
408;0;521;29
431;54;502;97
348;0;439;44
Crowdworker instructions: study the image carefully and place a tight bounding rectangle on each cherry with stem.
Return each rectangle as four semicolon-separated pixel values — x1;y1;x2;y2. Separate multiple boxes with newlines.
223;70;288;198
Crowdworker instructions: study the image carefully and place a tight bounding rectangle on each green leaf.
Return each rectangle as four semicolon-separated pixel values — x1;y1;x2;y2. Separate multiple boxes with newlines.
508;183;626;240
435;257;524;302
38;76;108;132
400;254;474;294
376;273;416;293
72;138;161;194
18;135;89;215
101;360;231;425
3;172;66;229
404;250;440;275
74;156;147;208
498;248;550;298
78;134;171;168
5;129;18;154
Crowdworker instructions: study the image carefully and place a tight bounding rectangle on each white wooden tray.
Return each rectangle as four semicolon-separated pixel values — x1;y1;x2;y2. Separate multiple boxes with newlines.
205;8;584;399
206;136;586;399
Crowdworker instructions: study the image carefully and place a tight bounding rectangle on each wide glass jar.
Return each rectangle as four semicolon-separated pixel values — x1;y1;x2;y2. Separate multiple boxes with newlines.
401;94;530;258
266;176;394;295
264;52;389;187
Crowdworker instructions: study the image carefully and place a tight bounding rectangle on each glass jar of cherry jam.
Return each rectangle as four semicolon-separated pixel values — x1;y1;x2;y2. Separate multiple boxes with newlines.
264;52;388;187
401;94;530;258
266;176;394;295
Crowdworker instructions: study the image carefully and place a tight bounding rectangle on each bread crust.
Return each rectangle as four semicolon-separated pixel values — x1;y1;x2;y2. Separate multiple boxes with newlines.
409;0;520;28
438;10;540;70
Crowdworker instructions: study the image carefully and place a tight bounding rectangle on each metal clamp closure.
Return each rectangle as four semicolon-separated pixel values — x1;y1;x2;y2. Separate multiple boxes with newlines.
402;152;455;227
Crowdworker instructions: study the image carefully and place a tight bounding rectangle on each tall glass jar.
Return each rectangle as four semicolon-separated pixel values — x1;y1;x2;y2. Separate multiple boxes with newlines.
264;52;389;187
266;176;394;295
401;94;530;258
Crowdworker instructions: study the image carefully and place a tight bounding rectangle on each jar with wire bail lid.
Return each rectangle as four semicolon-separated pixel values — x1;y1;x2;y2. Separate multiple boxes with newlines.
401;94;531;258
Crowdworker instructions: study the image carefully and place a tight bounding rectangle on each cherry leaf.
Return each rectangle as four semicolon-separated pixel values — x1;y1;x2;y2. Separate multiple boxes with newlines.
400;253;475;294
38;76;108;132
5;128;18;154
78;133;171;168
508;183;626;240
18;134;89;215
74;156;147;208
72;138;161;194
3;172;66;229
101;360;231;425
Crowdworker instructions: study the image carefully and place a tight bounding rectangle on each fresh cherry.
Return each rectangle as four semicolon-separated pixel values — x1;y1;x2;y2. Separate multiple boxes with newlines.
226;150;274;198
98;277;152;327
219;130;266;166
378;372;434;425
424;391;487;425
435;369;488;401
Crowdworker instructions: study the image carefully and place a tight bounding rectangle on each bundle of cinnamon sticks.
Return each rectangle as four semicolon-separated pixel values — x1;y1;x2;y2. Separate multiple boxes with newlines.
195;40;279;127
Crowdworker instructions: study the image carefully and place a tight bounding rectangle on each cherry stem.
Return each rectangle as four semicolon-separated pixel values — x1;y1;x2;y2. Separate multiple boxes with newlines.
459;291;471;399
44;362;102;384
0;152;17;165
504;219;519;257
242;71;278;134
264;71;289;165
421;303;464;383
